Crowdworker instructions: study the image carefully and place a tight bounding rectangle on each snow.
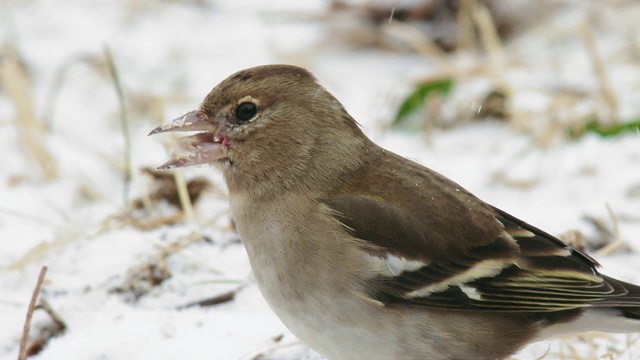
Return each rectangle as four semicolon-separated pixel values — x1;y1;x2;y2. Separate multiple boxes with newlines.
1;1;639;359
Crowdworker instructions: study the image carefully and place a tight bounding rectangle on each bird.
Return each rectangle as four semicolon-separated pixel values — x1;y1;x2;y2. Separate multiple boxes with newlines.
149;64;640;359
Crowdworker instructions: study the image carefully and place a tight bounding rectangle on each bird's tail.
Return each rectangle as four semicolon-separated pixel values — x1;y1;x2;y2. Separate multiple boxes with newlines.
620;308;640;320
605;275;640;324
578;276;640;332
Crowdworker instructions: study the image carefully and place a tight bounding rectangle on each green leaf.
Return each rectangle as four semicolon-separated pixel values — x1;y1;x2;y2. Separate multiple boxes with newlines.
571;118;640;138
393;77;454;125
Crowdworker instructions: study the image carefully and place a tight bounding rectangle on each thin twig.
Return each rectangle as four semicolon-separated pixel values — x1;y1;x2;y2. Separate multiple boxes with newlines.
18;265;48;360
104;46;133;205
244;340;304;360
177;289;237;309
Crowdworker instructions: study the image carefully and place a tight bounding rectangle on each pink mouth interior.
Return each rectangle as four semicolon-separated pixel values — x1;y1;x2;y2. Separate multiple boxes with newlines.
212;134;230;146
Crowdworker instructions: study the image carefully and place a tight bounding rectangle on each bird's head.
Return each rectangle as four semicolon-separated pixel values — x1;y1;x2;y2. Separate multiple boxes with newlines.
150;65;368;195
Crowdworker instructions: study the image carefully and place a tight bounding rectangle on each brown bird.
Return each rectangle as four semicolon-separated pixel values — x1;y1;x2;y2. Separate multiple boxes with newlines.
150;65;640;359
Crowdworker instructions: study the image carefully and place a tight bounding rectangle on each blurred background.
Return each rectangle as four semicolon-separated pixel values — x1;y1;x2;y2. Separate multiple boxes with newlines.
1;0;640;359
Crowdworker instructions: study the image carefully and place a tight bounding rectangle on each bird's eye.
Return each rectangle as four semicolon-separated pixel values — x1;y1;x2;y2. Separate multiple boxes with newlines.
235;102;258;122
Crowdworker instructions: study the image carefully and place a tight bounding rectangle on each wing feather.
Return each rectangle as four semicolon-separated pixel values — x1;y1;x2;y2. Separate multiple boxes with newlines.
325;194;640;313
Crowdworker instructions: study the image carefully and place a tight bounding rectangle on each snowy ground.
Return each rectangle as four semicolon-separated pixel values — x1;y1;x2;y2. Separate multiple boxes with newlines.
1;1;640;359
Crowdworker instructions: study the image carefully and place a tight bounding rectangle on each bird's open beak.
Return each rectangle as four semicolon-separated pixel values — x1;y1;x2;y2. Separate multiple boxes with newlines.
148;110;226;170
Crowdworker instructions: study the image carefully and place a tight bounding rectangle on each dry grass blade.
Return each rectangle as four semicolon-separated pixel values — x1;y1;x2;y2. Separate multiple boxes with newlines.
594;203;628;257
173;170;195;221
383;21;448;67
18;265;48;360
42;54;105;131
0;207;57;227
533;343;551;360
470;0;503;65
0;45;57;180
103;46;133;205
456;0;476;52
580;15;617;124
8;235;74;270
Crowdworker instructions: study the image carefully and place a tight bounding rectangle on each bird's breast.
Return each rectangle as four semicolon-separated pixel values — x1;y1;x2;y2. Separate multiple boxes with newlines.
228;193;404;358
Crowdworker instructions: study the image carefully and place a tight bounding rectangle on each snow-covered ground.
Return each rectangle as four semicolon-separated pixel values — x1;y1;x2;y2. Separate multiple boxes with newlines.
1;1;639;359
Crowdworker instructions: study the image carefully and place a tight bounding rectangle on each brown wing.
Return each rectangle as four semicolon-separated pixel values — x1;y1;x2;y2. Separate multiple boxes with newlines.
325;194;640;312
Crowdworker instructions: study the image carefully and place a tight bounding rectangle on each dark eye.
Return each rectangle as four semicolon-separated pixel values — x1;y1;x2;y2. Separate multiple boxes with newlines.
235;102;258;122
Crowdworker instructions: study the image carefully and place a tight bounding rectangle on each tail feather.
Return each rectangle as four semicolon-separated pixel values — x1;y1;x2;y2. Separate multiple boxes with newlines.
620;308;640;320
603;275;640;325
537;276;640;340
597;275;640;305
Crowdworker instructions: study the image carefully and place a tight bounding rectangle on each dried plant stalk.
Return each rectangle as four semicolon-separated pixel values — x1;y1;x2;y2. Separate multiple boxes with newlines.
0;45;57;180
